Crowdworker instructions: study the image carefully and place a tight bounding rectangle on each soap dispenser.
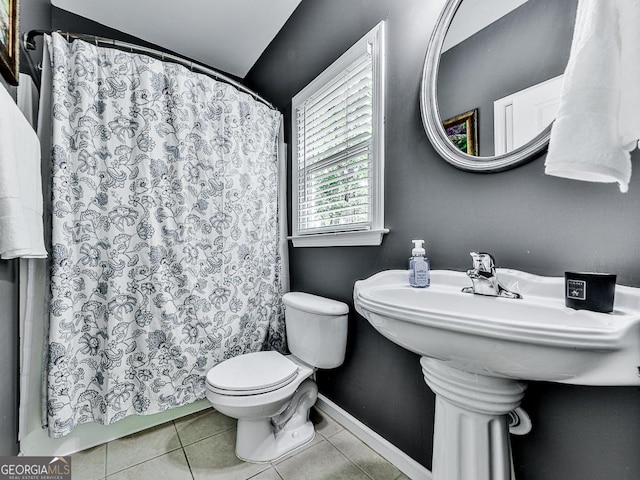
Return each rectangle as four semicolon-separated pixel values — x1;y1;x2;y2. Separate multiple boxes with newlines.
409;239;430;288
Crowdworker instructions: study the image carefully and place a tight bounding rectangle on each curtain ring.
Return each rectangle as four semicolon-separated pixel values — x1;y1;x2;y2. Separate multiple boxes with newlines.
94;36;98;47
190;61;194;72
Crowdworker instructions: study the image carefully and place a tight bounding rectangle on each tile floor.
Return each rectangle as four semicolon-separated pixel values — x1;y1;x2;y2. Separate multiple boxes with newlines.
71;407;411;480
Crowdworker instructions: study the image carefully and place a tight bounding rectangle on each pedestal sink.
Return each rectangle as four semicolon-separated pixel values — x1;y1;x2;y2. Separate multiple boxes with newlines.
353;269;640;480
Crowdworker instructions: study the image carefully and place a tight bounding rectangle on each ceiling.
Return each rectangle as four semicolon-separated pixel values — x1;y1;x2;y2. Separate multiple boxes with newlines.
443;0;529;51
50;0;303;78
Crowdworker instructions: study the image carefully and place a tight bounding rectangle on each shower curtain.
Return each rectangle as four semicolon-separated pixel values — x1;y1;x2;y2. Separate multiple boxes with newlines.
44;33;286;438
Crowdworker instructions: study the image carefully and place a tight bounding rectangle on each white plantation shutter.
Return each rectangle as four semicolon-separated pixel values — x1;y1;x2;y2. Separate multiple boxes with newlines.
291;22;387;247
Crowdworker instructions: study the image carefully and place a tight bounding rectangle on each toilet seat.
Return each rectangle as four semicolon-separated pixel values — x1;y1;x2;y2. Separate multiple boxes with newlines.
206;351;300;396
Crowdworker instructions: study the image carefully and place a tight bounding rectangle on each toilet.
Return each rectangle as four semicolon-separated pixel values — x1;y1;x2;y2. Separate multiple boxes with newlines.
205;292;349;463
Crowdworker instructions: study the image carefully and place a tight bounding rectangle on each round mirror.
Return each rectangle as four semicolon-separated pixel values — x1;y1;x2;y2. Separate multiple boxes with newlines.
421;0;577;172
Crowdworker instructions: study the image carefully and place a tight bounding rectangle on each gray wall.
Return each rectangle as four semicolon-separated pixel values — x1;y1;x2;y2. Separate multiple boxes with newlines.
19;0;52;84
0;260;19;456
246;1;640;479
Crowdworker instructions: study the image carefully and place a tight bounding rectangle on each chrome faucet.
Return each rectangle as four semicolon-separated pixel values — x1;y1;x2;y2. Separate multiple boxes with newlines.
461;252;522;299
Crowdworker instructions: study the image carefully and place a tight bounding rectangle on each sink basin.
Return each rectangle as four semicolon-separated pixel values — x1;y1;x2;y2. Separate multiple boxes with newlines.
353;269;640;480
354;269;640;480
354;269;640;386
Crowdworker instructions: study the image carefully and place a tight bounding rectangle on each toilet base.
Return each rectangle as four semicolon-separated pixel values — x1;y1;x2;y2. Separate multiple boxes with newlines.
234;378;318;463
235;417;315;463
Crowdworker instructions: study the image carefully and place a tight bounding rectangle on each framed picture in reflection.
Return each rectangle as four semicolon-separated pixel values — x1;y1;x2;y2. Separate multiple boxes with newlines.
443;108;478;156
0;0;19;85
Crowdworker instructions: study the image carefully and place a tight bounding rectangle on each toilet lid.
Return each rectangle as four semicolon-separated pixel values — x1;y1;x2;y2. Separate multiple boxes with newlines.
206;351;299;395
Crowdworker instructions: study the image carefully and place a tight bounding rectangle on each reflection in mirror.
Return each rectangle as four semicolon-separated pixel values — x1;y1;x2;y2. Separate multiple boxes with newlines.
421;0;578;171
442;108;478;155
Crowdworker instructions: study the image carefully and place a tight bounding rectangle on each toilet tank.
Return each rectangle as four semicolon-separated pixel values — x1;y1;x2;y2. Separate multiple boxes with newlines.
282;292;348;369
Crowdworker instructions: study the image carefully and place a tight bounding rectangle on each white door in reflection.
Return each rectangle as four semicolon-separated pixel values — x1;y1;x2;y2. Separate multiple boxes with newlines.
494;74;564;154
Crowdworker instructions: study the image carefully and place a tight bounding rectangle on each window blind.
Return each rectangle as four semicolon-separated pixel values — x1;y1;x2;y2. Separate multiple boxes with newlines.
296;48;374;234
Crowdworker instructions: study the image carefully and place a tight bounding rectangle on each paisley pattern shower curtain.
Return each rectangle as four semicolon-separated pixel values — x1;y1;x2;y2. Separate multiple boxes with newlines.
45;33;285;438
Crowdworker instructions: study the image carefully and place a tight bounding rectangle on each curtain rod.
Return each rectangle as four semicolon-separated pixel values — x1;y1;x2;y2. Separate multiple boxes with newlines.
23;29;276;110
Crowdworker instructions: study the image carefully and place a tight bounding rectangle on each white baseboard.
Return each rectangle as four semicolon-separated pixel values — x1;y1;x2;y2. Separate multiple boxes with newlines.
316;394;432;480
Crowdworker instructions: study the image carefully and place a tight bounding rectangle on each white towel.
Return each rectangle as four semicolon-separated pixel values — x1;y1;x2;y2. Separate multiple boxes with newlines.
0;85;48;258
17;73;39;128
15;73;47;441
545;0;640;193
18;257;47;441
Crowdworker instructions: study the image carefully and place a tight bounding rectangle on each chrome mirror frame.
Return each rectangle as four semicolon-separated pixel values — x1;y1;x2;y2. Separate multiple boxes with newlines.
420;0;552;172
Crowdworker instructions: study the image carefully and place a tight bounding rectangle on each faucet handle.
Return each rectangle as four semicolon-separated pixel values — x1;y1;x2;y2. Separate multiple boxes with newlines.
469;252;496;273
464;252;522;299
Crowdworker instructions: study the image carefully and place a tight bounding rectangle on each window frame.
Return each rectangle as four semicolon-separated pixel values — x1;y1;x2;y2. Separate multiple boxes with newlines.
290;21;387;248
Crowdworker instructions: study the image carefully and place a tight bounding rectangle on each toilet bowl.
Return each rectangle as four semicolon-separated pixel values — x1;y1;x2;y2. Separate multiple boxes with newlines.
205;292;348;463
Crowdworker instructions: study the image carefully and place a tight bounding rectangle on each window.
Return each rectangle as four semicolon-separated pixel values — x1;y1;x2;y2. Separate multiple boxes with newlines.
290;22;387;247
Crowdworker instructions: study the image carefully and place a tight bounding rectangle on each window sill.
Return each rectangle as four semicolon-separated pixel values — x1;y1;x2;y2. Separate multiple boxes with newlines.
289;229;389;247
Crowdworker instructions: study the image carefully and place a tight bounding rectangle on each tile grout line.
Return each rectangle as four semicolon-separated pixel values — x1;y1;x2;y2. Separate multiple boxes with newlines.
270;438;330;479
181;446;196;480
271;436;330;468
324;435;376;480
178;425;237;449
104;442;109;480
102;450;195;480
104;423;184;478
315;409;380;478
170;421;196;480
104;446;186;478
324;427;408;480
246;466;284;480
173;411;238;448
173;420;186;449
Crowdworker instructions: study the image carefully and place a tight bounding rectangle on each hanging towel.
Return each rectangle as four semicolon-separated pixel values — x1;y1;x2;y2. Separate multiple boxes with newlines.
545;0;640;192
15;73;47;441
17;73;39;128
0;85;48;258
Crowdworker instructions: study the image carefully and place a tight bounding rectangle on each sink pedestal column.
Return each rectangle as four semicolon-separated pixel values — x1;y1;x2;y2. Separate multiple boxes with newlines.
421;357;527;480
